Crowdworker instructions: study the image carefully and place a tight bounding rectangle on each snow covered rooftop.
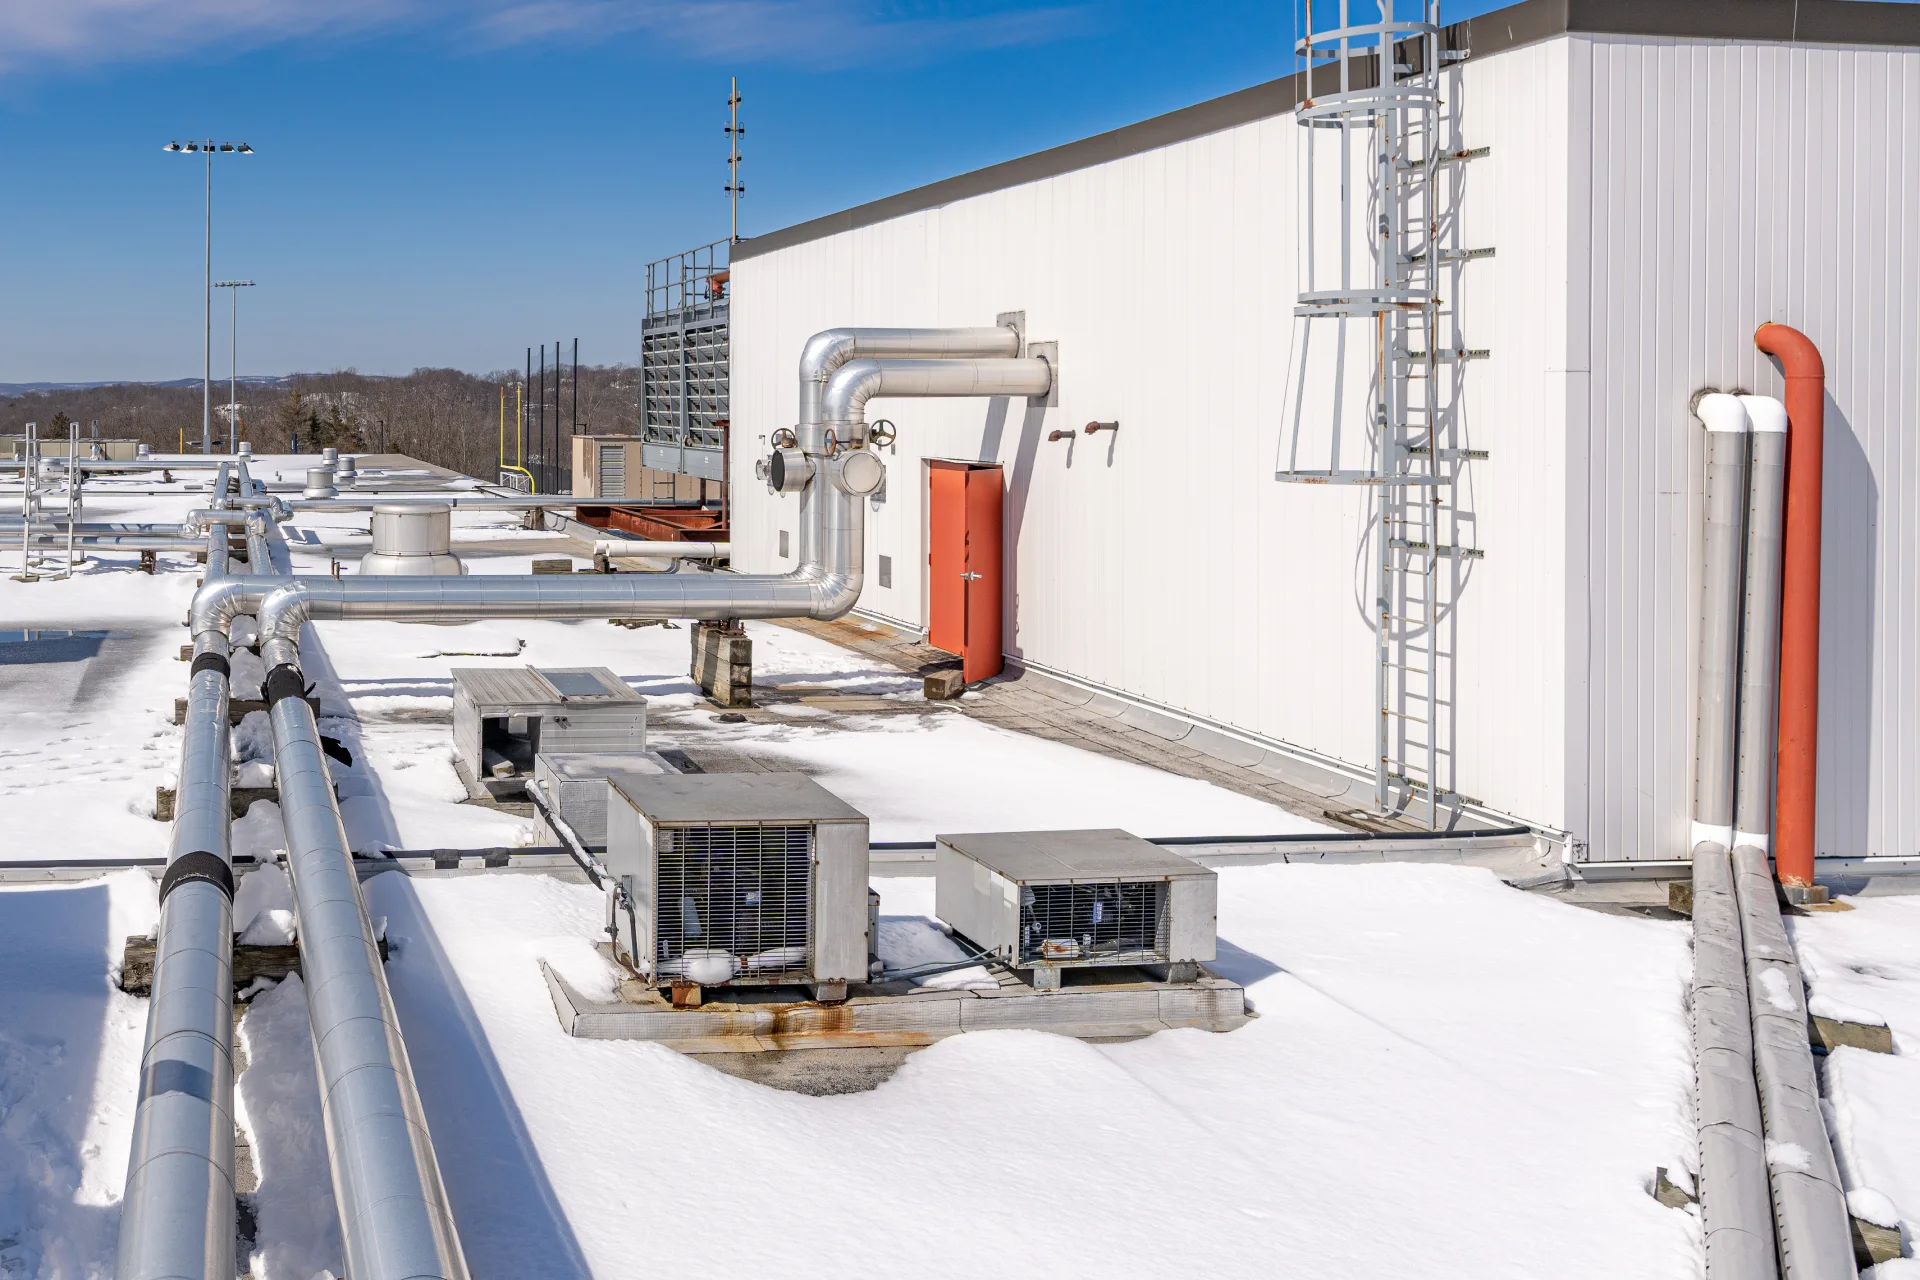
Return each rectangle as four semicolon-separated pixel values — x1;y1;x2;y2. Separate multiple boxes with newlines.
1;454;1913;1278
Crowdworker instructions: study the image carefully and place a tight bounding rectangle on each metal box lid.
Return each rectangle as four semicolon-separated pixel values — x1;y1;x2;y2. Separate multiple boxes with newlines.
534;752;670;785
607;772;865;825
452;665;641;709
935;829;1212;883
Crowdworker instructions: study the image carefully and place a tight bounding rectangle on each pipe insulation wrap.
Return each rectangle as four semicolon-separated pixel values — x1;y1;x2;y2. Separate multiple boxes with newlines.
1693;395;1751;834
796;325;1020;425
115;629;237;1280
267;674;470;1280
1689;843;1777;1280
1730;844;1856;1277
1734;396;1789;843
821;357;1054;427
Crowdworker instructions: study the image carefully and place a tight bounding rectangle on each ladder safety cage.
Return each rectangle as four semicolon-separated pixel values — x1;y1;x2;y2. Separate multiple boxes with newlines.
1274;1;1492;827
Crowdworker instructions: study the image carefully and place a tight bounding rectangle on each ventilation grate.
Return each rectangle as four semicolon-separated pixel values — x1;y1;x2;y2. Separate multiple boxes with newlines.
1018;880;1168;964
655;823;812;983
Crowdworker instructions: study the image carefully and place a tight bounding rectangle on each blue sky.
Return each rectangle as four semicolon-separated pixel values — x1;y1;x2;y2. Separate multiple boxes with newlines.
0;1;1510;382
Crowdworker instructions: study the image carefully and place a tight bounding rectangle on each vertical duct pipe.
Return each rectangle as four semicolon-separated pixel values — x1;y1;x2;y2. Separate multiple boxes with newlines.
1732;396;1788;851
1692;394;1751;852
1752;324;1825;894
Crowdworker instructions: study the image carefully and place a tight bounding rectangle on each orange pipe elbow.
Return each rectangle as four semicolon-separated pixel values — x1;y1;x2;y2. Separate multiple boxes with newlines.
1754;323;1824;888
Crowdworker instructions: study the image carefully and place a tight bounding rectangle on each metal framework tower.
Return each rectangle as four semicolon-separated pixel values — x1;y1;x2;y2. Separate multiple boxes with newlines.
1276;1;1490;826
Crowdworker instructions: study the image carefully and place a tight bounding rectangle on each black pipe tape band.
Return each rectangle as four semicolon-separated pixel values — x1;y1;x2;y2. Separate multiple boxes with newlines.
159;851;235;904
188;651;230;680
265;664;307;707
140;1059;215;1104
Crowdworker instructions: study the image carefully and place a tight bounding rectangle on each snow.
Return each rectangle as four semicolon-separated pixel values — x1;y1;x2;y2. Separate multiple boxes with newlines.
238;859;1696;1280
0;872;155;1279
1790;895;1920;1247
0;458;1744;1277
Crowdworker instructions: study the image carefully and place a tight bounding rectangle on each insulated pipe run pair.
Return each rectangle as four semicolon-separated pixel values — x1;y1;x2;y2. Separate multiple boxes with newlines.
1690;394;1789;853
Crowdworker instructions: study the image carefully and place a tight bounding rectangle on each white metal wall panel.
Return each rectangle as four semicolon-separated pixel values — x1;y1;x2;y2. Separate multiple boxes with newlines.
1578;35;1920;858
731;32;1920;860
732;39;1577;833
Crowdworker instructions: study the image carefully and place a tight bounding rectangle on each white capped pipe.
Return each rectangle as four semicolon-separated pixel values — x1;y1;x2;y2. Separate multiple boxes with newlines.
1732;396;1788;851
1691;393;1750;851
592;540;730;559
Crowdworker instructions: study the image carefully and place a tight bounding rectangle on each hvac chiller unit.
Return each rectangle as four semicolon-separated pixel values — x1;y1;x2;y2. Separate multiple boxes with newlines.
935;829;1217;987
532;751;678;850
451;666;645;794
604;772;870;998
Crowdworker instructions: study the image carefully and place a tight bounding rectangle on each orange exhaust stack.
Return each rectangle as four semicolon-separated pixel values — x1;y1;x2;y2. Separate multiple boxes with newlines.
1753;323;1824;889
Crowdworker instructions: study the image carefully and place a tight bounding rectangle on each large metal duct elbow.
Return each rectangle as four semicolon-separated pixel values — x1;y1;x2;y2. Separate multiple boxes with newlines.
1752;324;1825;892
797;326;1021;426
821;356;1054;431
188;575;277;641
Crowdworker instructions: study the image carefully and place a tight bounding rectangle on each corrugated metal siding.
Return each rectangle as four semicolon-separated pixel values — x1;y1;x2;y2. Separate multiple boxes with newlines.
1579;35;1920;858
731;39;1576;833
731;33;1920;858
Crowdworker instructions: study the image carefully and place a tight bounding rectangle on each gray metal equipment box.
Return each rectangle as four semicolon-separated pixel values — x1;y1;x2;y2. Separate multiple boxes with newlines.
935;829;1217;986
451;666;644;795
604;773;870;996
532;752;677;851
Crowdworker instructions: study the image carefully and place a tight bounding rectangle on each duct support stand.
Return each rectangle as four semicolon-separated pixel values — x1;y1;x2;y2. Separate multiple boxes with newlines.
692;619;753;707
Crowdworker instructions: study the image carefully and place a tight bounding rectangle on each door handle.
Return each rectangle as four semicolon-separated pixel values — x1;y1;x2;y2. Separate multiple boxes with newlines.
960;572;983;581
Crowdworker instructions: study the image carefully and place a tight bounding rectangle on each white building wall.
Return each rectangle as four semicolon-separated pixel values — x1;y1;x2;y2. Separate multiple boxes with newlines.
1576;35;1920;858
731;30;1920;861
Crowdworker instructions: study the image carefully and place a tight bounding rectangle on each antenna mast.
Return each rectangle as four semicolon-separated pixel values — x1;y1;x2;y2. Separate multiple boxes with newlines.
725;77;745;243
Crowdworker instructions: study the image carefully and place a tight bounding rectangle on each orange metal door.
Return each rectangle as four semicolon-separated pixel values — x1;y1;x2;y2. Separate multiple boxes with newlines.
962;466;1004;682
926;461;1003;682
928;463;968;655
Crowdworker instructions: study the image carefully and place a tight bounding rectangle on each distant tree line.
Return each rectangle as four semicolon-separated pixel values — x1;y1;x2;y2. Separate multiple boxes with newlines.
0;365;642;483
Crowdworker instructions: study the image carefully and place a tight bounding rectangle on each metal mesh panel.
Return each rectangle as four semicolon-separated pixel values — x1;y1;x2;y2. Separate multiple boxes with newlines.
1018;880;1168;965
655;823;812;984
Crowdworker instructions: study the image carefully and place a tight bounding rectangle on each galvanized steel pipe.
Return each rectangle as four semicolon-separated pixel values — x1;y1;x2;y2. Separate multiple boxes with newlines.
1731;844;1856;1276
262;663;470;1280
593;539;730;559
820;357;1054;434
1689;843;1776;1279
1692;394;1750;850
797;325;1020;427
116;515;242;1280
1733;397;1788;850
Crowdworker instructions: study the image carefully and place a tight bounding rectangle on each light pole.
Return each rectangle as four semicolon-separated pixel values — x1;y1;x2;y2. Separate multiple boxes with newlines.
214;280;255;447
163;140;253;455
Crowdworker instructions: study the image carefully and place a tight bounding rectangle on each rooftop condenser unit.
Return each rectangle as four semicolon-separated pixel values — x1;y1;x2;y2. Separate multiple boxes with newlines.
531;751;679;852
935;829;1217;988
451;666;645;796
603;773;869;1001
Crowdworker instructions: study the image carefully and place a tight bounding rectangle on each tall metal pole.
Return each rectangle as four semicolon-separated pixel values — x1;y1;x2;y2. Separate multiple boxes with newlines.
571;336;578;493
229;286;238;441
204;148;213;455
726;77;744;243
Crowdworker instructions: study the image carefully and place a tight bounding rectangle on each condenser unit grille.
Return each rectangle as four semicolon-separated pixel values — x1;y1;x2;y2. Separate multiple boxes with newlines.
1018;880;1169;964
656;823;812;983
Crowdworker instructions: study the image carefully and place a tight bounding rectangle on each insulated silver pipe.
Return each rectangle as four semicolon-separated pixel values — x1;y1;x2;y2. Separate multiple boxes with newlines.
797;325;1020;427
593;539;729;559
1689;843;1775;1279
1732;396;1788;849
1692;394;1750;850
263;666;470;1280
820;357;1054;431
288;496;588;512
116;518;240;1280
1730;845;1857;1276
